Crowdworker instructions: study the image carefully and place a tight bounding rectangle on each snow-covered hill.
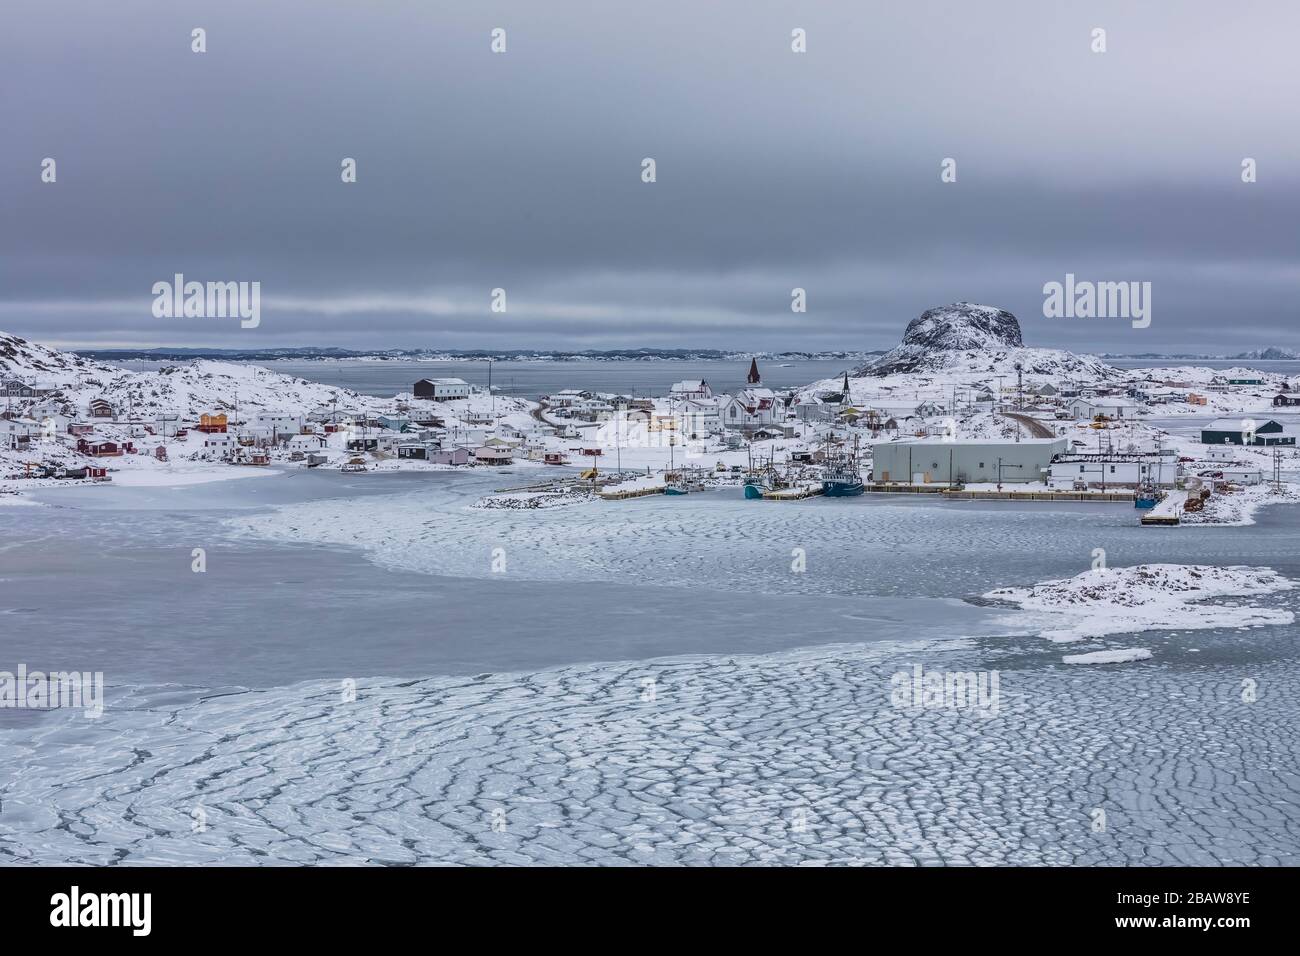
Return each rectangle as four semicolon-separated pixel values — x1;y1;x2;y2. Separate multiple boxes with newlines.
92;360;383;419
854;302;1118;383
1;330;382;418
0;331;116;383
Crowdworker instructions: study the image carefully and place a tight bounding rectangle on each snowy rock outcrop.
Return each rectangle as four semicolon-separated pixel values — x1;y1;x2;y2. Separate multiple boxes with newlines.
854;302;1118;381
984;563;1295;643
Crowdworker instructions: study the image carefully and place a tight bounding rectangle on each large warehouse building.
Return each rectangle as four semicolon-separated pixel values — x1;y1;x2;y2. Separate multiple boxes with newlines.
871;437;1069;485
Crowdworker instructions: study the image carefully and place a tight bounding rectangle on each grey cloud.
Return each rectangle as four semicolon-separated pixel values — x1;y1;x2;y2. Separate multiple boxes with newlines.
1;0;1297;351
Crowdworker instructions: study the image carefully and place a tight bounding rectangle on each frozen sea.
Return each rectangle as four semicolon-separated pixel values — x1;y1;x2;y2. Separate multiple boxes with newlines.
2;469;1299;865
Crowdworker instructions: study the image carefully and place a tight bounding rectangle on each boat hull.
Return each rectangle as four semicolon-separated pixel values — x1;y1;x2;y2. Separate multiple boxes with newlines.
743;483;766;499
822;480;865;497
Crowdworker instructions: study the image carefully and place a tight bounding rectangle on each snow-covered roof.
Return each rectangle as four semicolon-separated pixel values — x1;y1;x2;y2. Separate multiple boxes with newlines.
1205;418;1281;430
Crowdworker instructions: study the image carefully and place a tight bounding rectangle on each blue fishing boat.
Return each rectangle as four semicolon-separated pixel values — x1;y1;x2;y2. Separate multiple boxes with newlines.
1135;485;1160;509
821;462;864;497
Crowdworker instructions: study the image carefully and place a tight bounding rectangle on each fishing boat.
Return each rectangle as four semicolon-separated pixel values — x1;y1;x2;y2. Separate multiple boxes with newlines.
1134;485;1160;509
664;481;689;496
820;435;865;496
821;460;865;497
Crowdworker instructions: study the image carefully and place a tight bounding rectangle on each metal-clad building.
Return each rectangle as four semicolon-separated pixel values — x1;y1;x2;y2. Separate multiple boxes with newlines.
1199;418;1295;446
871;437;1069;484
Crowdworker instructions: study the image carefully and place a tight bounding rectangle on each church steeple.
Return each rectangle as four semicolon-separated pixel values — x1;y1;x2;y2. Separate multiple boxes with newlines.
747;358;761;385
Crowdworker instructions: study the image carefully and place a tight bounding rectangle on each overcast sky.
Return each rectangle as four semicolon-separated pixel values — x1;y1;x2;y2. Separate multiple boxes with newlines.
2;1;1297;353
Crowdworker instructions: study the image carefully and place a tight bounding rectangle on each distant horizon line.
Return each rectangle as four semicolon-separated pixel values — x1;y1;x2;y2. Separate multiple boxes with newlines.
53;343;1300;363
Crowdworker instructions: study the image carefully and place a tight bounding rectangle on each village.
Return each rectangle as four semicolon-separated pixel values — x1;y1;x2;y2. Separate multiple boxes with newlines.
2;314;1298;526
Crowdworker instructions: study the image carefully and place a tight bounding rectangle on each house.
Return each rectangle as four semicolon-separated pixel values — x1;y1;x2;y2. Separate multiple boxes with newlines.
66;421;94;436
414;378;471;401
287;434;327;454
1273;392;1300;407
1186;393;1208;406
203;433;236;457
2;380;36;398
473;446;513;465
1227;377;1265;386
253;412;302;436
76;438;123;457
88;398;114;418
1;380;55;398
876;401;944;420
1067;397;1142;420
669;380;712;402
1213;466;1264;485
720;387;784;433
396;440;440;460
430;446;471;466
1047;452;1179;489
378;415;412;433
793;398;840;423
196;413;229;433
0;418;35;449
547;389;591;407
679;399;722;438
155;414;183;437
1200;418;1296;446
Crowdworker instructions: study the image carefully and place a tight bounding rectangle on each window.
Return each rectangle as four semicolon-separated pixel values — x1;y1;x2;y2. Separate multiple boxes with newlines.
978;462;984;469
1109;465;1116;473
1079;465;1085;473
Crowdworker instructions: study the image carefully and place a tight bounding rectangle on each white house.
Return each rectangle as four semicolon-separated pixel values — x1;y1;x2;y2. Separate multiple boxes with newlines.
547;389;591;407
0;417;37;449
669;380;712;402
202;433;236;458
1068;397;1143;420
1216;466;1264;485
678;398;722;437
254;412;303;436
720;388;784;432
287;434;327;454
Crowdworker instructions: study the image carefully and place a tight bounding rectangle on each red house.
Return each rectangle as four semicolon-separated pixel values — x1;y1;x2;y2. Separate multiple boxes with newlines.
77;438;123;457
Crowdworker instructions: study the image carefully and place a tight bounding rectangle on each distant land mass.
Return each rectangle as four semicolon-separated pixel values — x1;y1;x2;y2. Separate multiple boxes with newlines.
1099;346;1299;361
72;346;887;363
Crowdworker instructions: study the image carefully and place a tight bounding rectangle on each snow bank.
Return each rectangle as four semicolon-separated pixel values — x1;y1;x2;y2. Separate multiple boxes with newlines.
985;564;1295;642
